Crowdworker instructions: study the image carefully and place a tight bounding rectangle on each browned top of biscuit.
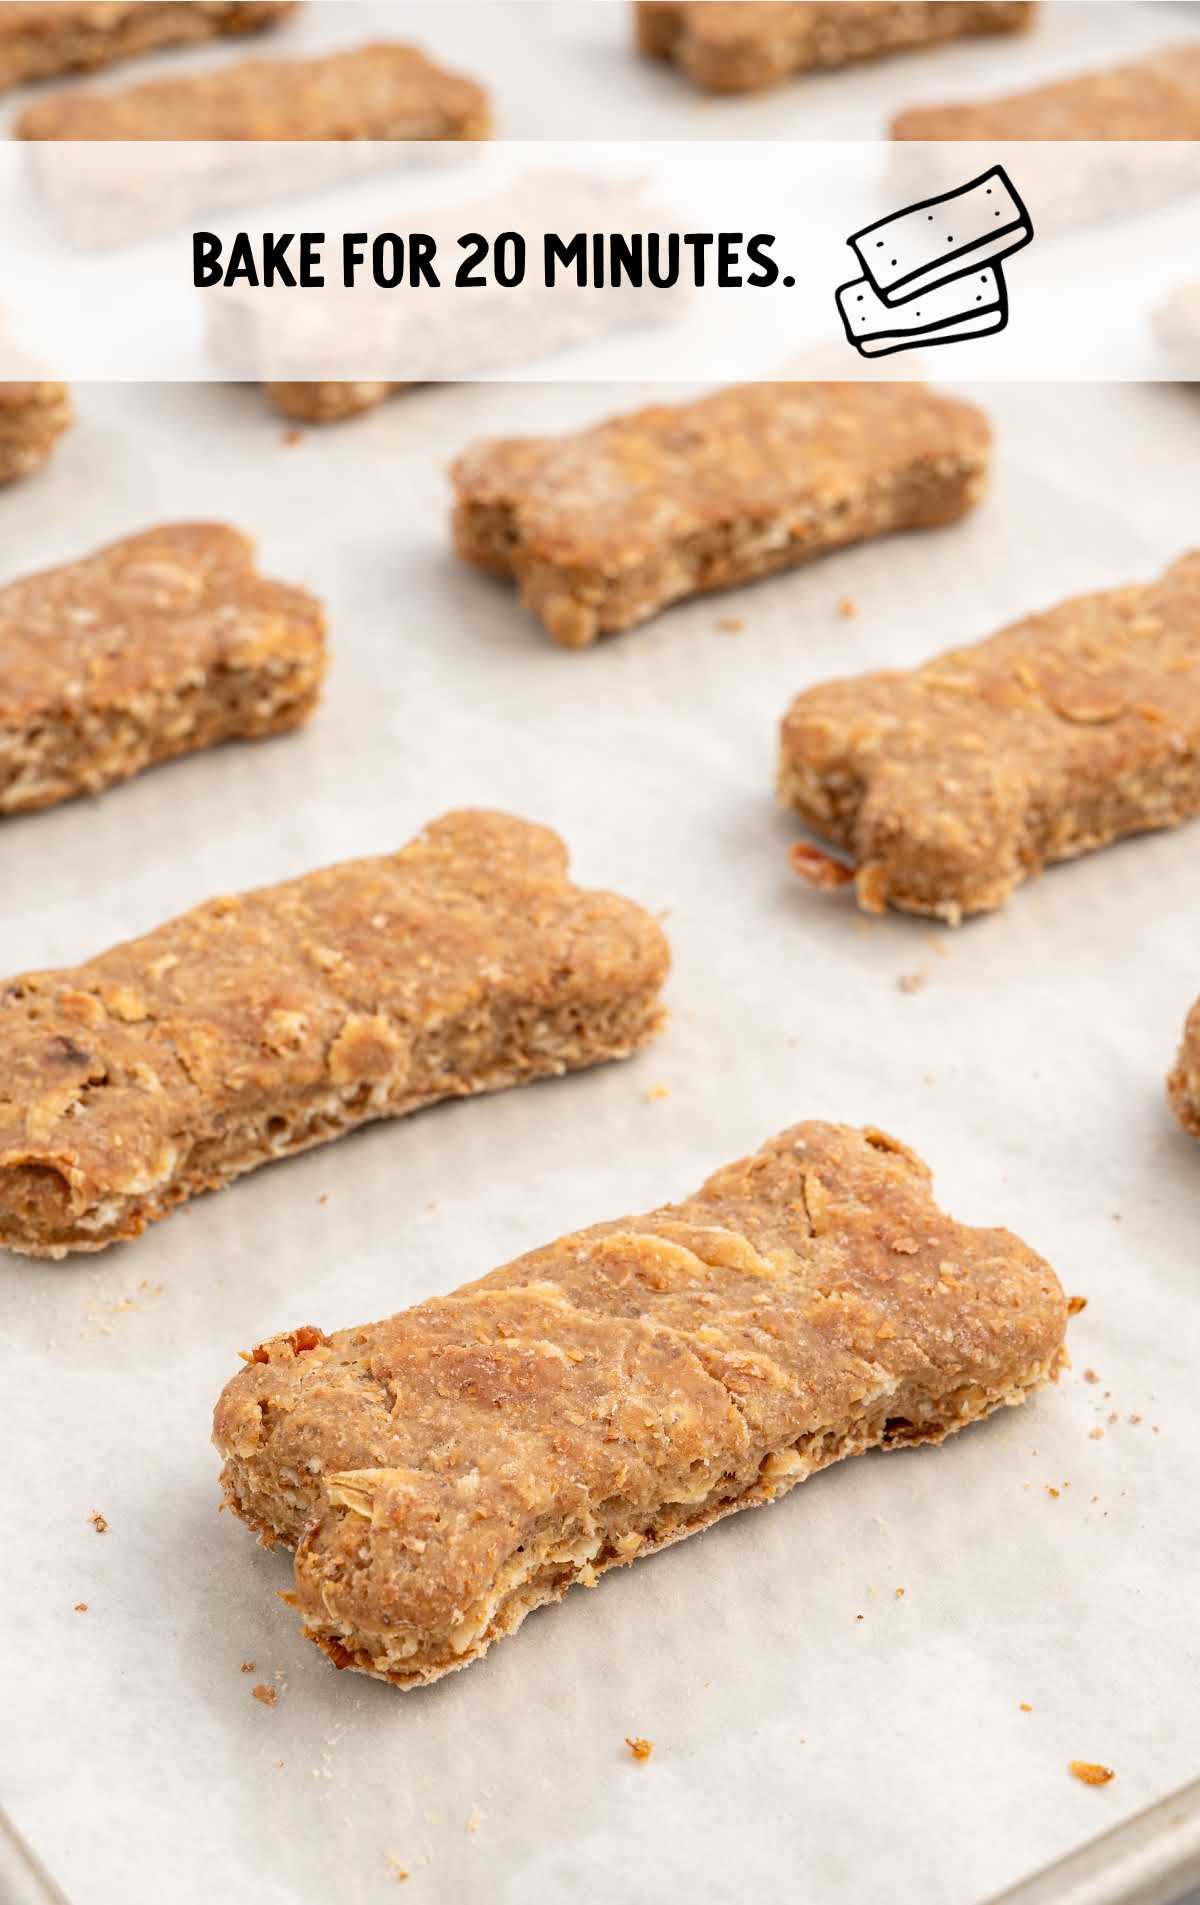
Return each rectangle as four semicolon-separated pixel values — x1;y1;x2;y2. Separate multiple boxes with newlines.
452;382;990;574
0;811;669;1237
214;1121;1066;1653
780;552;1200;909
893;42;1200;139
0;523;324;727
17;40;489;140
649;2;1029;50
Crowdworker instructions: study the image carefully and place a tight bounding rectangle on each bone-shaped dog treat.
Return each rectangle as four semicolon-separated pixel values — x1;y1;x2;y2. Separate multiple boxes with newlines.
451;382;990;648
1169;1000;1200;1139
779;553;1200;922
0;523;325;819
213;1121;1067;1689
0;812;669;1258
892;42;1200;140
0;381;71;484
0;1;296;91
635;2;1035;94
16;39;489;140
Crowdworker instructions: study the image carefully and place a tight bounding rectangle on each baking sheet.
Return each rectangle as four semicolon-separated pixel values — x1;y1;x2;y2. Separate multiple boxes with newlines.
3;5;1200;1905
3;372;1200;1905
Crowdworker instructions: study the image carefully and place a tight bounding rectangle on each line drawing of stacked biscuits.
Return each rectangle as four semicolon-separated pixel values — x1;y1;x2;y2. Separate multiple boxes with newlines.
837;164;1034;358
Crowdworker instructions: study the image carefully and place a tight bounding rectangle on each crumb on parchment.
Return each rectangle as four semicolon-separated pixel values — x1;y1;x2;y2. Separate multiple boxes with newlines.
252;1684;278;1707
74;1602;88;1612
838;596;857;619
1019;1702;1032;1712
625;1737;653;1762
88;1510;108;1533
645;1083;670;1102
1089;1428;1105;1440
1070;1761;1115;1786
1083;1368;1099;1384
715;615;744;633
1067;1295;1088;1316
241;1660;256;1673
897;972;926;994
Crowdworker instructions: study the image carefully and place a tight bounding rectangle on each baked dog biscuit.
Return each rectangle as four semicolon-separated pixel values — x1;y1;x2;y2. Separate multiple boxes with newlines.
263;383;407;424
0;812;669;1258
780;552;1200;922
451;382;991;647
892;42;1200;139
17;40;490;140
0;524;325;819
0;2;295;91
636;3;1035;94
1169;1000;1200;1139
0;381;71;484
213;1121;1068;1689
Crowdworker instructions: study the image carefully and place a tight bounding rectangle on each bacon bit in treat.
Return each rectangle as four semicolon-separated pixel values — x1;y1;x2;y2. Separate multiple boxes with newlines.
1067;1295;1088;1316
74;1602;88;1612
1019;1702;1033;1712
838;596;857;619
1069;1761;1114;1786
241;1660;256;1673
88;1510;108;1533
625;1737;653;1762
252;1684;278;1707
790;842;855;890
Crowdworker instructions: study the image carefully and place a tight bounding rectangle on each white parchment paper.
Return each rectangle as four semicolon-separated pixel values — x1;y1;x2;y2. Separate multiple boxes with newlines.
1;371;1198;1905
2;6;1200;1904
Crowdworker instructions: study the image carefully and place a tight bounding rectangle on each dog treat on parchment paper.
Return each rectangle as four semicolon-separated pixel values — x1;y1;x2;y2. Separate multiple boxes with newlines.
0;381;71;484
892;42;1200;141
780;552;1200;923
0;523;325;820
452;382;990;648
204;171;682;420
635;2;1036;95
18;41;490;246
1168;1000;1200;1140
0;1;295;91
16;38;489;141
259;382;408;424
0;811;669;1258
213;1120;1067;1689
